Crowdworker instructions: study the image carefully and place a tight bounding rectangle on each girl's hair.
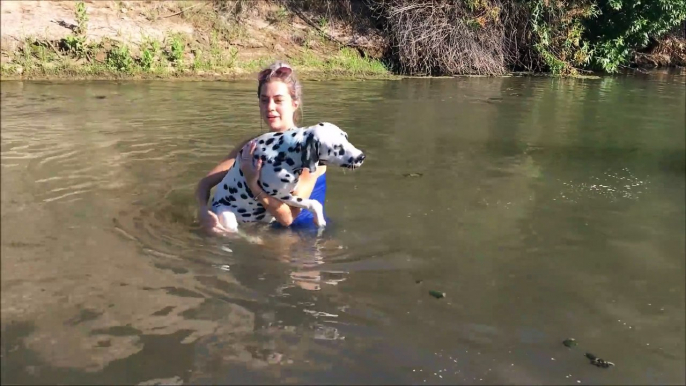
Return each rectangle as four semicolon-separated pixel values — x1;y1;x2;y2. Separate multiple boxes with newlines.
257;61;303;123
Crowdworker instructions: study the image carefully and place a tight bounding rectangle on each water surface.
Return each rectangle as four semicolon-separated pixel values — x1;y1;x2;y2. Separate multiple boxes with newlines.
1;72;685;385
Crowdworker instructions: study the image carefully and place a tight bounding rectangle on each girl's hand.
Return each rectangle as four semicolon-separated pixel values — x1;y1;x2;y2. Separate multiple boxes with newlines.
240;140;262;188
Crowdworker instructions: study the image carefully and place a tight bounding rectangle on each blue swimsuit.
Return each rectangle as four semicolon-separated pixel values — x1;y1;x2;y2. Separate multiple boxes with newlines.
271;173;328;230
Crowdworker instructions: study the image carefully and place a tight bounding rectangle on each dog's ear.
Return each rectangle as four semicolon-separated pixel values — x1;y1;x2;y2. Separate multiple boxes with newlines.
301;133;319;173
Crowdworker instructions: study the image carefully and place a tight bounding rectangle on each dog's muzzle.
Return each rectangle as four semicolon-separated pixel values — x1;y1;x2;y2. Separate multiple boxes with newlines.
351;153;366;168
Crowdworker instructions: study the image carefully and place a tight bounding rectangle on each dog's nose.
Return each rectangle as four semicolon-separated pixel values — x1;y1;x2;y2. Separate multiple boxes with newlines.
356;154;366;162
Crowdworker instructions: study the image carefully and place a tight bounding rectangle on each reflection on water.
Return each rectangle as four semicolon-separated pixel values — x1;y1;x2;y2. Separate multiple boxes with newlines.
1;72;685;385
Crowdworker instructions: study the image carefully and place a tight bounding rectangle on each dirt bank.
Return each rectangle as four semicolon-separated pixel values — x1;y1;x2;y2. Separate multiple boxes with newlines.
2;1;683;81
0;0;392;80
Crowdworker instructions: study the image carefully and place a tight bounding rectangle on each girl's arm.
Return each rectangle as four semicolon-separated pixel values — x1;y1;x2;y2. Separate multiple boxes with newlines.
195;137;252;233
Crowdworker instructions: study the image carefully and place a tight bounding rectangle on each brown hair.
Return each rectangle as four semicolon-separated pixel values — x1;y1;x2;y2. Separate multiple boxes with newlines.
257;61;303;123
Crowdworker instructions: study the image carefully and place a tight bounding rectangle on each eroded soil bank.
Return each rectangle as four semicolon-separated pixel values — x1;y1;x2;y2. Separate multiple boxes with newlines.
0;0;391;81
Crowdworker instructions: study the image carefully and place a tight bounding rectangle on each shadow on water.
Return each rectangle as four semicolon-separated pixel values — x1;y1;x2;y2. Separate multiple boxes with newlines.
1;72;684;384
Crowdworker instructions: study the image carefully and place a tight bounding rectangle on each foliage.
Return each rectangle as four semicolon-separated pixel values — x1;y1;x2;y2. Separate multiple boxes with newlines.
106;44;134;73
582;0;686;72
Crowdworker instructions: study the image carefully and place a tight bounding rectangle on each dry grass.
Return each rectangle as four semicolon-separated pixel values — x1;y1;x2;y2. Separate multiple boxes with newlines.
368;0;510;75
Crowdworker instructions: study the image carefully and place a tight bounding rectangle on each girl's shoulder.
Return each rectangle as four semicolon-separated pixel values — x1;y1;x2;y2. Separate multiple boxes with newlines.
301;165;327;180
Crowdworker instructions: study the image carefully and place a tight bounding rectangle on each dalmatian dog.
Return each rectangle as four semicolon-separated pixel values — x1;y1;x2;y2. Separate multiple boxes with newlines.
210;122;366;233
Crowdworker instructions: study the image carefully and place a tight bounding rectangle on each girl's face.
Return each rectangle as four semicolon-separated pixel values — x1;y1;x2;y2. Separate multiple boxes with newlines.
259;80;299;132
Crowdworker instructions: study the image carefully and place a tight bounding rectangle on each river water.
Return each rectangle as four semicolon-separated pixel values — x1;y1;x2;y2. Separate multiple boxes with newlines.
1;72;684;385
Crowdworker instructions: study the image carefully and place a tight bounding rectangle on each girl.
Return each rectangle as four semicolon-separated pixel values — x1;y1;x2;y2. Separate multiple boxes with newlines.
195;61;327;235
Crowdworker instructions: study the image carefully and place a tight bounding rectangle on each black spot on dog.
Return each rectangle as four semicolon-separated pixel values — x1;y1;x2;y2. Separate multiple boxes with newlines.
280;178;290;183
237;208;247;213
348;156;354;163
271;189;278;195
240;194;248;199
253;207;266;214
276;151;286;160
318;122;324;126
273;161;282;167
339;148;345;156
281;196;290;200
258;139;265;144
245;186;254;197
262;182;270;188
328;149;332;155
297;198;303;202
291;132;297;137
223;184;228;190
274;132;283;137
241;213;252;218
239;169;244;177
237;182;243;189
274;167;282;172
228;187;238;194
256;214;266;220
286;158;295;166
272;144;280;151
227;195;236;201
254;155;259;160
260;155;267;162
266;138;275;146
288;147;295;152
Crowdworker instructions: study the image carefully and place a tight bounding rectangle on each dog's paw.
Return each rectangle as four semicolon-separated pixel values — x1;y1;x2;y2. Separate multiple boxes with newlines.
313;216;327;228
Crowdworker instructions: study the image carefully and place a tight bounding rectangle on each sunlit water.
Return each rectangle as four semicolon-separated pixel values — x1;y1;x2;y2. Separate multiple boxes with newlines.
1;72;685;385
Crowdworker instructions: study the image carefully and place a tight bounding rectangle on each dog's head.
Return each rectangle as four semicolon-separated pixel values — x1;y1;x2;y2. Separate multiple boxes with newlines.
301;122;365;173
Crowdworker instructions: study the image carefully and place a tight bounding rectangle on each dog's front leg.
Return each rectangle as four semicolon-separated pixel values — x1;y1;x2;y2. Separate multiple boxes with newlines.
277;194;326;227
216;209;239;232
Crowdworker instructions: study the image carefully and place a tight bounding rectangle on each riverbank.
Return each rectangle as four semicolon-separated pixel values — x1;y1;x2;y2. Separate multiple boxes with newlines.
0;1;393;81
1;1;684;81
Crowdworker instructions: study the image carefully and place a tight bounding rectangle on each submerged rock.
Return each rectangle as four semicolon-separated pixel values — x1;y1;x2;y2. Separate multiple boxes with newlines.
586;353;614;368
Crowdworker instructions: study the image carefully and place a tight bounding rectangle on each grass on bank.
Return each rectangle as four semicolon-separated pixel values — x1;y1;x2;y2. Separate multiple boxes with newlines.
0;32;393;81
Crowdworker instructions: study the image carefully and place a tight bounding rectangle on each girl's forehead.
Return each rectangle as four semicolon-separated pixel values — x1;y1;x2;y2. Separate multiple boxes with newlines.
260;81;290;96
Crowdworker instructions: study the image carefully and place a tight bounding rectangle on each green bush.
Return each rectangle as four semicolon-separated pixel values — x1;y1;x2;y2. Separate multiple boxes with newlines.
106;45;134;73
582;0;686;72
